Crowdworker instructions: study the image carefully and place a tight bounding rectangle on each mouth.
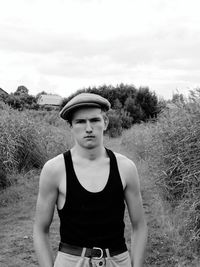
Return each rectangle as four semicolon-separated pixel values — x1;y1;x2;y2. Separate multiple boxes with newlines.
84;136;95;139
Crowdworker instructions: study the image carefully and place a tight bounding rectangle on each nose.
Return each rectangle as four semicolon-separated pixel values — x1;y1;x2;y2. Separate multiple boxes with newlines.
85;120;92;133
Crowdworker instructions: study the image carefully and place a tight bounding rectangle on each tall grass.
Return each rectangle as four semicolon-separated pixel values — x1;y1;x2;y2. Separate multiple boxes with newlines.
0;105;46;174
0;103;73;188
25;109;74;158
121;89;200;261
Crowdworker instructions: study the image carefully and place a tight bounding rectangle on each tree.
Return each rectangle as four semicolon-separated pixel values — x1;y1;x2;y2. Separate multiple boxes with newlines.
120;110;133;129
124;96;145;123
5;87;38;110
106;110;123;137
113;98;122;111
136;87;158;120
5;94;23;110
14;85;29;96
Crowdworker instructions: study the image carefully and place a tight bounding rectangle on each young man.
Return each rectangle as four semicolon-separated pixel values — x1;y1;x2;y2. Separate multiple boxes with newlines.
33;93;148;267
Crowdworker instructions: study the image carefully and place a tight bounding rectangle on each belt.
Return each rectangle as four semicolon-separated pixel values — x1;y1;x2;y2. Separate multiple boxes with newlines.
59;242;127;259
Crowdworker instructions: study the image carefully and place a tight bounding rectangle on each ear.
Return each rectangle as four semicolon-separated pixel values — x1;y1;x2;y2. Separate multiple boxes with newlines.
103;115;109;131
67;121;73;128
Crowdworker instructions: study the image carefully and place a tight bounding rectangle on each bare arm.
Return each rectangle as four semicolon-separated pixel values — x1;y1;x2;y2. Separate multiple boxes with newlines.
33;160;58;267
124;160;148;267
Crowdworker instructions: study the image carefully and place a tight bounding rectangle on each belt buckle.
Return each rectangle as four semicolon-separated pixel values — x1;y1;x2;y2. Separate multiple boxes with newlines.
92;247;103;259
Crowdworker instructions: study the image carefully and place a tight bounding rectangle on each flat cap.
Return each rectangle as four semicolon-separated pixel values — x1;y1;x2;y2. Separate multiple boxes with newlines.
59;93;111;121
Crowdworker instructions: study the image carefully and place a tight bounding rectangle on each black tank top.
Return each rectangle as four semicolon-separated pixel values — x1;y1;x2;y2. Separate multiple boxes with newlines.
57;148;126;249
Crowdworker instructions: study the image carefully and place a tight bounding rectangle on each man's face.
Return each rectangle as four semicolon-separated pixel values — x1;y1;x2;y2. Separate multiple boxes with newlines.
70;107;108;149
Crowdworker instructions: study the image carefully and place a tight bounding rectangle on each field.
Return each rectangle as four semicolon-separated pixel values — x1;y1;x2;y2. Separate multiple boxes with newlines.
0;96;200;267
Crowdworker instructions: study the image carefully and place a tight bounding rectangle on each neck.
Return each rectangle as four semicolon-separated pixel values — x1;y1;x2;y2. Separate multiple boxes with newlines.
71;145;106;161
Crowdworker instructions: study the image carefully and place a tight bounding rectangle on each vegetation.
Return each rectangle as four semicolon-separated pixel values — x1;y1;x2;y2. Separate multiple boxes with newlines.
0;102;72;187
61;84;160;134
0;104;47;175
1;84;161;137
0;85;199;265
1;85;38;110
121;88;200;262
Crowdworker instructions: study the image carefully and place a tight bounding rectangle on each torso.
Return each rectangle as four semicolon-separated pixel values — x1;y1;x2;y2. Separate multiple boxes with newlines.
55;149;128;210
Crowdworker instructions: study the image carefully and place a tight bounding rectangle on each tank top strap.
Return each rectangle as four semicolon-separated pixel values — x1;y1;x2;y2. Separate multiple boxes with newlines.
105;147;121;178
63;150;73;175
63;150;76;189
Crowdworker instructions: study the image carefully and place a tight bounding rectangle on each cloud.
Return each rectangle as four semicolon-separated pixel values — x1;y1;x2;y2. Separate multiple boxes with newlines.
0;0;200;99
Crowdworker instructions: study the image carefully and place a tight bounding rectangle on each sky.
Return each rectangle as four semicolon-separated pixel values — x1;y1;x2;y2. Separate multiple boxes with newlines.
0;0;200;100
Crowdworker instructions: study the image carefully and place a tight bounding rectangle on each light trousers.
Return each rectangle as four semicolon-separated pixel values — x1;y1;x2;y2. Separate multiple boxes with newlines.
54;251;132;267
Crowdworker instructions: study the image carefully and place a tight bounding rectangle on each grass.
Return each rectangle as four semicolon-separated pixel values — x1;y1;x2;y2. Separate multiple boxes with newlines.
0;106;73;186
121;90;200;264
0;106;47;175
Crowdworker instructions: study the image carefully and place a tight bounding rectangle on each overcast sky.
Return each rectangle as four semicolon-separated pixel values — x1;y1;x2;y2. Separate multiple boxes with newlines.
0;0;200;100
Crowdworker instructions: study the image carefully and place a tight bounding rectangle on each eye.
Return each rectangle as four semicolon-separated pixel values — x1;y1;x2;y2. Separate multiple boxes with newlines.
75;119;85;124
90;118;101;123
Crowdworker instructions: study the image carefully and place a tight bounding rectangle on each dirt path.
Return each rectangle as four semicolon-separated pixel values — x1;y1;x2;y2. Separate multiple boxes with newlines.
0;172;39;267
0;140;198;266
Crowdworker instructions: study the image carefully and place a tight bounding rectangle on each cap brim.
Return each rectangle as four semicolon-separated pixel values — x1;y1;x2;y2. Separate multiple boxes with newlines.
60;102;102;120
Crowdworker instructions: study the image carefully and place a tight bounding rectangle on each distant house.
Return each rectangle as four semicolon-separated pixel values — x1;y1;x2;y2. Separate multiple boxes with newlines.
0;88;9;99
37;94;63;106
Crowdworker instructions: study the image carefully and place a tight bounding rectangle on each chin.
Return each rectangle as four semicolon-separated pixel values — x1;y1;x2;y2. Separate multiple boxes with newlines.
83;141;99;149
85;144;97;149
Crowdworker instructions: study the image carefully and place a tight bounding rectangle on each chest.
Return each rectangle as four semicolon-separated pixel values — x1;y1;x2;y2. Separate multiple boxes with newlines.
73;159;110;192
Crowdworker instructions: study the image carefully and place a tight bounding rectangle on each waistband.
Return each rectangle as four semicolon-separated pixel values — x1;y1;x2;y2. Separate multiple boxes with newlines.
59;242;127;259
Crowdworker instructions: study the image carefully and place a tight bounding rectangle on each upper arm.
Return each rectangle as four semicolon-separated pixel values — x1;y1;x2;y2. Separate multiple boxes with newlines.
34;160;58;232
123;159;145;228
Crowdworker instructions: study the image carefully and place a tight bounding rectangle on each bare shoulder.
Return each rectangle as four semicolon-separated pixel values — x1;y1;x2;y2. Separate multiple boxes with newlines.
114;152;137;174
39;153;65;188
114;152;140;189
